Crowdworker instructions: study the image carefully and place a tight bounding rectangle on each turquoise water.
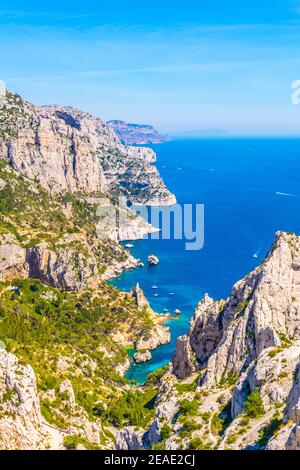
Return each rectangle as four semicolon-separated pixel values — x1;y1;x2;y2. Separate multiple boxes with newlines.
111;137;300;383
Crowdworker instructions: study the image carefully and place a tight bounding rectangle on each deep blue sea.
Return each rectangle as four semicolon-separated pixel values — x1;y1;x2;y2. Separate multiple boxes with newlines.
111;137;300;383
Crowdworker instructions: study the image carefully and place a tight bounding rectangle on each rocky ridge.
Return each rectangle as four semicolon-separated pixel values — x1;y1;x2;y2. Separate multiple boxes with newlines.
0;92;175;206
116;232;300;451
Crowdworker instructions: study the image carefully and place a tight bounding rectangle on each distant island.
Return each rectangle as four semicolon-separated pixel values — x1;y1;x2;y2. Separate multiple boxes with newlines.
108;119;169;145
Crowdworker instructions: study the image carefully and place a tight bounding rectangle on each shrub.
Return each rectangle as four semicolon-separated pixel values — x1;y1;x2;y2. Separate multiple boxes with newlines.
160;423;171;441
179;418;202;437
244;388;265;418
211;413;225;435
188;436;212;450
179;398;199;416
176;376;199;393
256;414;282;447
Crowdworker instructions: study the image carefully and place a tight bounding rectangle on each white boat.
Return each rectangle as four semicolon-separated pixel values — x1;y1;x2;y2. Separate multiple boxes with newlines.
125;243;134;248
151;285;158;289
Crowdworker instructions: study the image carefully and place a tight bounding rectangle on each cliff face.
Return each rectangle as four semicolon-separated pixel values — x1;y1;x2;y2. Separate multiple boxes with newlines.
107;120;169;145
0;349;49;449
0;92;175;205
0;89;174;450
174;231;300;388
125;232;300;451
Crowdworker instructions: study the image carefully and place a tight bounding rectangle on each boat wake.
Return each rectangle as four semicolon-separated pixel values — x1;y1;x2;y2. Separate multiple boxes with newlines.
276;191;296;197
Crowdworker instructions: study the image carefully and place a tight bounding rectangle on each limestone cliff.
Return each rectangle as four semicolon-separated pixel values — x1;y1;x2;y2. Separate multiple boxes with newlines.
0;92;175;206
174;231;300;387
0;349;49;449
123;232;300;451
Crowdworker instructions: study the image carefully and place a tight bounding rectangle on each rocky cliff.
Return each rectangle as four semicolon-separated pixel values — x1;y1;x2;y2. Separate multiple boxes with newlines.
0;89;174;450
174;231;300;388
116;232;300;451
0;92;175;206
107;120;169;145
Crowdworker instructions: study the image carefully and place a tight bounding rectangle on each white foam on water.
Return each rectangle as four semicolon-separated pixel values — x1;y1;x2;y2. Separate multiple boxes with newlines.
276;191;296;197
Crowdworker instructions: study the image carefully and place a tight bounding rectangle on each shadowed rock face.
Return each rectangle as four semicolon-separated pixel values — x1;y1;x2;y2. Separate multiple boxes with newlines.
0;92;175;206
0;233;138;291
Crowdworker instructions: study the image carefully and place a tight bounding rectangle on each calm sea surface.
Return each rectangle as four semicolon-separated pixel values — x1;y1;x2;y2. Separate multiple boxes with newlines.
111;137;300;383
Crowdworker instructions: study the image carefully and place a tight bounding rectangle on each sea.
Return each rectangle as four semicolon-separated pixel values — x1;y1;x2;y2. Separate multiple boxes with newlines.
111;137;300;383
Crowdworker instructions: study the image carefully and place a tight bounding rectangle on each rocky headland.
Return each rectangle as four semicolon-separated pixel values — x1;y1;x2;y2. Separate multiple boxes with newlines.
107;120;169;145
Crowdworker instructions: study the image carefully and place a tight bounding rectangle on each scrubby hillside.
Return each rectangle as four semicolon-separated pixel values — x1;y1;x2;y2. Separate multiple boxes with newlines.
0;162;170;449
0;90;173;450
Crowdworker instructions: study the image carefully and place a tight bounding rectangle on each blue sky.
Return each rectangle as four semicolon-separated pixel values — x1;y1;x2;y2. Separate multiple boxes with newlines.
1;0;300;134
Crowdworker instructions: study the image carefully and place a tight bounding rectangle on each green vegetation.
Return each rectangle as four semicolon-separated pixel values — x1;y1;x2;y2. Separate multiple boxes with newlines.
179;398;199;416
244;388;265;418
63;435;100;450
160;423;171;441
97;387;157;428
147;366;168;385
235;299;250;314
211;413;226;435
187;436;213;450
220;372;238;387
176;376;199;393
0;277;158;428
256;413;282;447
179;418;202;437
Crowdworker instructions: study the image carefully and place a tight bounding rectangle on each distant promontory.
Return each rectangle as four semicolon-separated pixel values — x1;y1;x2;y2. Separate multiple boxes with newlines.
108;120;169;145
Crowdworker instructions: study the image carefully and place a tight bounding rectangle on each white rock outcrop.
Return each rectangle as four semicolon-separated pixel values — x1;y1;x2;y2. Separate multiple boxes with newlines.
0;350;50;449
174;232;300;389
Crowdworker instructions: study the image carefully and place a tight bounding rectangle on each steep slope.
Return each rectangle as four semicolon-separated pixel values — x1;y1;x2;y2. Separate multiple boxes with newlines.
0;92;175;205
0;90;173;449
0;161;143;287
0;277;169;449
117;232;300;450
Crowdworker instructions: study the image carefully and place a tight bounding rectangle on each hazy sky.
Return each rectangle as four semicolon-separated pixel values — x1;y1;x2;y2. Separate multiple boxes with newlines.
1;0;300;134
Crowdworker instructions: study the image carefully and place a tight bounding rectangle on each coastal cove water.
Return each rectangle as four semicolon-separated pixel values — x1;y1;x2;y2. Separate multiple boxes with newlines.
111;138;300;383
